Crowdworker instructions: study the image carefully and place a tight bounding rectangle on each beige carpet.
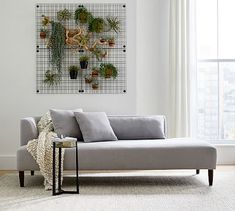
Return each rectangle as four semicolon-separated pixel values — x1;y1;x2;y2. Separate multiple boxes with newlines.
0;170;235;211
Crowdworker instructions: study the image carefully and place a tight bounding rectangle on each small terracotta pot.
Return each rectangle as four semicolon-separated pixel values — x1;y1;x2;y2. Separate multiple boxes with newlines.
92;70;99;77
108;42;115;47
92;84;99;89
40;32;46;39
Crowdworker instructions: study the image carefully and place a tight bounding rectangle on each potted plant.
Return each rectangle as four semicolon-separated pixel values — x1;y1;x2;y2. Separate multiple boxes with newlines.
74;7;92;24
91;67;99;77
92;79;99;89
85;74;93;83
79;55;89;69
108;37;115;47
106;17;120;33
99;37;107;44
88;17;105;33
40;28;48;39
68;65;79;79
100;63;118;79
44;70;60;86
57;9;72;21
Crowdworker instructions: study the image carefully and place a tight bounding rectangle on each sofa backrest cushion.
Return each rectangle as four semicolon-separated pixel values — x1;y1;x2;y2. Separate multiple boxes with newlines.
50;108;83;140
75;112;118;142
108;115;166;140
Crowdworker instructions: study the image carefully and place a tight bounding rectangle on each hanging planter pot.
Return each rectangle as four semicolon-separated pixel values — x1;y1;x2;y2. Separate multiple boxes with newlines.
40;28;48;39
68;65;79;79
91;67;99;77
80;61;88;69
85;74;93;83
92;81;99;89
79;55;89;69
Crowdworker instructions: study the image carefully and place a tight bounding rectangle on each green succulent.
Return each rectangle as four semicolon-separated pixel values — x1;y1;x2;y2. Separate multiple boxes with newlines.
79;55;89;62
100;63;118;79
44;70;60;86
106;17;120;33
88;17;105;33
57;9;72;21
74;7;92;24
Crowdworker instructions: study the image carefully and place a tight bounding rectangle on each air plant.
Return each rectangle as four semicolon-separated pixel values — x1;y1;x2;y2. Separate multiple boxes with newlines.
41;15;50;26
57;9;72;21
106;17;120;33
44;70;60;86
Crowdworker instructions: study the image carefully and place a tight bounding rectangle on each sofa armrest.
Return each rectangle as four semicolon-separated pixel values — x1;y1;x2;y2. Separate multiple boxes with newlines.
20;117;39;146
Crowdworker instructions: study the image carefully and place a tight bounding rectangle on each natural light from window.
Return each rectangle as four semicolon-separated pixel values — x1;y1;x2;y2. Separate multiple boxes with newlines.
196;0;235;141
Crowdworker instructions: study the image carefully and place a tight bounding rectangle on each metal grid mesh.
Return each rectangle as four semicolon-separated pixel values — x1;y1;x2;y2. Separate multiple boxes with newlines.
36;3;126;94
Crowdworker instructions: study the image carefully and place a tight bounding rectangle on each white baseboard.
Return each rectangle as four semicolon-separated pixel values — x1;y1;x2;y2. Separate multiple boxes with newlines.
0;155;16;170
0;145;234;170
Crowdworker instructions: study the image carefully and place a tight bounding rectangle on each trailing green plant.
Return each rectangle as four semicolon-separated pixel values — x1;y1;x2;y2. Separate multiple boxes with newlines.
44;70;60;86
50;21;66;72
88;17;105;33
57;9;72;21
100;63;118;79
79;55;89;62
74;7;92;24
106;17;120;33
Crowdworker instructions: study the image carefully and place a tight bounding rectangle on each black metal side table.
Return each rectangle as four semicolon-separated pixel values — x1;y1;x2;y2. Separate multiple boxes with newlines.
52;138;79;195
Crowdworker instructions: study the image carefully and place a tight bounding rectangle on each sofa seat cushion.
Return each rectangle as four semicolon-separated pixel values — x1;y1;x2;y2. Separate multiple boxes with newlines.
64;138;217;170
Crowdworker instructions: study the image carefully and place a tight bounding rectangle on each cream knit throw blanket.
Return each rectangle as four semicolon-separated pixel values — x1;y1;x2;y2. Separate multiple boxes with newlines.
26;112;65;190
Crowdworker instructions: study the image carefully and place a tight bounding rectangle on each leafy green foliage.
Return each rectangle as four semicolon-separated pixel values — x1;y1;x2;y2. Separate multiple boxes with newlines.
50;21;66;72
44;70;60;86
57;9;72;21
79;55;89;62
100;63;118;79
88;18;105;33
74;7;92;24
106;17;120;33
68;65;79;73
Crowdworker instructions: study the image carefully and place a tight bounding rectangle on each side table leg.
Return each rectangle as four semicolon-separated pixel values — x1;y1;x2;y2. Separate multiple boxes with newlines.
58;147;62;192
52;142;56;196
76;142;79;193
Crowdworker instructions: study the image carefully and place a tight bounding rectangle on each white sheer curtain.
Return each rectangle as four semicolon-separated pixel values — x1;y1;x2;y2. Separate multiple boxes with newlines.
168;0;197;138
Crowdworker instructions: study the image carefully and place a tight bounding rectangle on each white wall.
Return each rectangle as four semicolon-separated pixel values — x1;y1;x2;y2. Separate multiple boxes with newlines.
0;0;233;169
0;0;137;169
136;0;170;116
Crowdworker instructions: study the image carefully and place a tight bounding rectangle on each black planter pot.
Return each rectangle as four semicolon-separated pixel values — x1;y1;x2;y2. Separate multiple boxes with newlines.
70;71;78;79
80;61;88;69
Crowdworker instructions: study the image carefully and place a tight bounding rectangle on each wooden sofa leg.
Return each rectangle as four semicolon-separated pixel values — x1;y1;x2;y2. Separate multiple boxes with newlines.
208;169;213;186
196;169;200;174
19;171;24;187
31;170;34;176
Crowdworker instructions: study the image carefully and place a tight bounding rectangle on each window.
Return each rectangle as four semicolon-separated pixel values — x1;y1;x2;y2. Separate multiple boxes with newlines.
196;0;235;141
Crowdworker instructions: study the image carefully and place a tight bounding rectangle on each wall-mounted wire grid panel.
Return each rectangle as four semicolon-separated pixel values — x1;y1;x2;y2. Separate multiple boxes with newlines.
36;3;126;94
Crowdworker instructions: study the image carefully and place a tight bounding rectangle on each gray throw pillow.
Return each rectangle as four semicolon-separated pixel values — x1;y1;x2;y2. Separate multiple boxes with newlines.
50;108;83;140
74;112;118;143
108;115;166;140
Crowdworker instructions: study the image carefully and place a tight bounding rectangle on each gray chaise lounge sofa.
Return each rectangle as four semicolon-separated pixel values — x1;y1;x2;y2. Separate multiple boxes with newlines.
17;115;217;187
